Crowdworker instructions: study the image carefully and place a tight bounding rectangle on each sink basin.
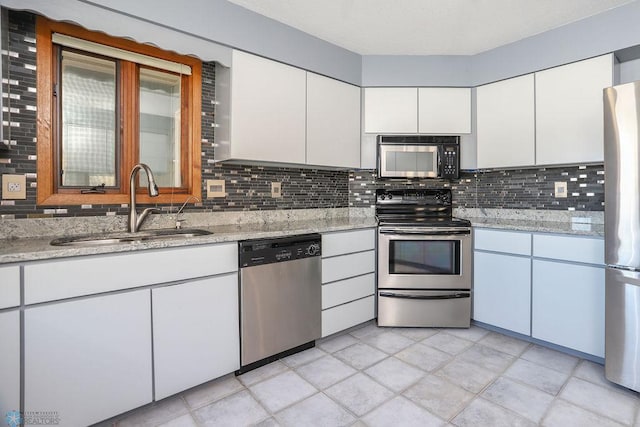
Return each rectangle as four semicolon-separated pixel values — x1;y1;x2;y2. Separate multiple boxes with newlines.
50;228;213;246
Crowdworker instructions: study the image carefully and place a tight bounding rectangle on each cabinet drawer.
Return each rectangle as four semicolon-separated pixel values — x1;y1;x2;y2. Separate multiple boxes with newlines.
322;229;375;258
322;295;375;338
533;234;604;265
475;229;531;255
0;265;20;309
24;243;238;304
322;250;375;283
322;273;375;310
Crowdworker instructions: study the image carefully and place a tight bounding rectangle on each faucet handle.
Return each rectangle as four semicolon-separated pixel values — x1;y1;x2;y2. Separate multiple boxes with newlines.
176;218;186;229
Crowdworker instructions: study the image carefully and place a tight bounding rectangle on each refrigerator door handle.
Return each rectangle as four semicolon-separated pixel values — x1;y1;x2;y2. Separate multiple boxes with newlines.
379;291;470;300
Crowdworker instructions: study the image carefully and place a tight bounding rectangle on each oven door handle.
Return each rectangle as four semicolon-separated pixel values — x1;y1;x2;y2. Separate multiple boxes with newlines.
379;291;470;300
378;227;471;235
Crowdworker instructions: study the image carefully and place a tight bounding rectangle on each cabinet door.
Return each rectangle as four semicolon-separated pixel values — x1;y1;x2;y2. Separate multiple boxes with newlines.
230;50;306;163
25;290;152;427
153;274;239;400
0;265;20;309
535;54;613;165
363;87;418;133
532;260;605;357
0;311;20;420
418;88;471;134
476;74;535;168
473;251;531;335
307;73;361;168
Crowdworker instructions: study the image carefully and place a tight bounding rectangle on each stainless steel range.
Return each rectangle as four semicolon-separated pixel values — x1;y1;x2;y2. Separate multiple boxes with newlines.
376;188;472;328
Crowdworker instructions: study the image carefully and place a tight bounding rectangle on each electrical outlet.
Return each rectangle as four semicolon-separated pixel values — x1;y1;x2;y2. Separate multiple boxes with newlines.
554;181;567;198
271;182;282;198
206;179;225;198
2;174;26;200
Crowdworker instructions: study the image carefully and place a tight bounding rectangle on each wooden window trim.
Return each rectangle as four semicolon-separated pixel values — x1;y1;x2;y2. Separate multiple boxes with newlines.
36;16;202;205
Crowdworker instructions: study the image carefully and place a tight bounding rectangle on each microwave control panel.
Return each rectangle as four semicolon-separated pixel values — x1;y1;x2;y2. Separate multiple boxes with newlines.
440;144;459;179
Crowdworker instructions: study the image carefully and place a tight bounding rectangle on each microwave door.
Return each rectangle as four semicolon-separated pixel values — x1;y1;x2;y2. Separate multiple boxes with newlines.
379;145;438;178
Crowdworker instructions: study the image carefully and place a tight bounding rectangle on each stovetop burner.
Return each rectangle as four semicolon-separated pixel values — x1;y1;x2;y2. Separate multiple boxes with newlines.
375;188;470;228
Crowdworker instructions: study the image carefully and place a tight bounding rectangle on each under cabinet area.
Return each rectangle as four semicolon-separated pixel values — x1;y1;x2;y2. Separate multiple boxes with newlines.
473;228;605;359
24;290;153;427
321;229;376;337
152;274;239;400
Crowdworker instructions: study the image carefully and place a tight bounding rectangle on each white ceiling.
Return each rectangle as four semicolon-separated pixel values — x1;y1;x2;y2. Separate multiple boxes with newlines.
226;0;635;55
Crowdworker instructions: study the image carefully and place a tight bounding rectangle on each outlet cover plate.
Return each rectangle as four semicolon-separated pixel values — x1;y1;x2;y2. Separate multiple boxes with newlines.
554;181;568;198
206;179;225;198
2;174;26;200
271;182;282;198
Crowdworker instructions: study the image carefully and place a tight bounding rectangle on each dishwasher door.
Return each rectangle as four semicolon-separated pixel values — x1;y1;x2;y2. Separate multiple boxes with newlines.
240;256;321;367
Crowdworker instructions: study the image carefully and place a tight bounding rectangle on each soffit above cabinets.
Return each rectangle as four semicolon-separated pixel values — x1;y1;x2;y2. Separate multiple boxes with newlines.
226;0;634;55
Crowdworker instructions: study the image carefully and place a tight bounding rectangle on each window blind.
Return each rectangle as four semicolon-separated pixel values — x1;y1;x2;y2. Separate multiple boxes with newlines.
52;33;192;76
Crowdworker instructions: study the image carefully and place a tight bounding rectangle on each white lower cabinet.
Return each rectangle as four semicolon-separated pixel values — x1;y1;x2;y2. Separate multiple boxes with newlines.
322;295;375;338
24;290;153;427
532;260;605;358
473;251;531;335
321;229;376;337
152;274;239;400
0;310;20;420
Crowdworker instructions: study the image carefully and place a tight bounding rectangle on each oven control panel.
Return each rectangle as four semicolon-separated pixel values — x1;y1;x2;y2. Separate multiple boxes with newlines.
440;145;459;179
376;189;451;205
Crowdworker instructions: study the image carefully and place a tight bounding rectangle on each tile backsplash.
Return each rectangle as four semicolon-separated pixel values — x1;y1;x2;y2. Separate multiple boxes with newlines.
0;9;604;222
349;165;604;211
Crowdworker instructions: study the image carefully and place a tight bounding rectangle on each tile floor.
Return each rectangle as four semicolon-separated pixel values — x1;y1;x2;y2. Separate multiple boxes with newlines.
108;323;640;427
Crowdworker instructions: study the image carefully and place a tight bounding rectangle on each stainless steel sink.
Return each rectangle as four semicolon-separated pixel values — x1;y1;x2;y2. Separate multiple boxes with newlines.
50;228;213;246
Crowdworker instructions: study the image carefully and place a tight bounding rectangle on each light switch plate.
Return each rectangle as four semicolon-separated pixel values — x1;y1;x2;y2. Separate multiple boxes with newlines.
554;181;567;198
271;182;282;198
2;174;26;200
206;179;225;198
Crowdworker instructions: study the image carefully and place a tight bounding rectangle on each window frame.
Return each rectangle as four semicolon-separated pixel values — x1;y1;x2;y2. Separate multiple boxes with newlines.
36;16;202;205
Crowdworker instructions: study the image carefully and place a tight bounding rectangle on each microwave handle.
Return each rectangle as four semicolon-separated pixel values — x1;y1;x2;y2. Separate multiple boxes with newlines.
379;291;470;300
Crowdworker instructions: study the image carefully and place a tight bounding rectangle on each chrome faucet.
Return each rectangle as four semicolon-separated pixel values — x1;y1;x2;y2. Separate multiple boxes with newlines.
128;163;159;232
175;196;201;229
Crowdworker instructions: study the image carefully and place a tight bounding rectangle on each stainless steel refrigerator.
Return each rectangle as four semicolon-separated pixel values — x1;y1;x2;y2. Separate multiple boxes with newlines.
603;82;640;393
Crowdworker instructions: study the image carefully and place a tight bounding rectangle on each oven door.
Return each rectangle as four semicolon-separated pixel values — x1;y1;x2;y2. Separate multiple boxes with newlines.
377;226;472;290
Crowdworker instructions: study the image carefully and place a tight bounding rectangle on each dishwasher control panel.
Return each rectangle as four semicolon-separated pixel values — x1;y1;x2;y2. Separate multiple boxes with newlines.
239;234;321;267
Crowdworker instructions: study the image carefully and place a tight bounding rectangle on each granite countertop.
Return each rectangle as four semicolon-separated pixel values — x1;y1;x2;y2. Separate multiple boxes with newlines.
0;217;377;264
466;217;604;237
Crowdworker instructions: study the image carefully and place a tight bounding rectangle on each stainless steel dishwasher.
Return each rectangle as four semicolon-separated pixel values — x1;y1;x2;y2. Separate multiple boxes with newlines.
238;234;321;373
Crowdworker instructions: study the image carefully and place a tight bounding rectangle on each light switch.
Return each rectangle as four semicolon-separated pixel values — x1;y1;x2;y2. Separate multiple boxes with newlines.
554;181;567;198
2;174;26;200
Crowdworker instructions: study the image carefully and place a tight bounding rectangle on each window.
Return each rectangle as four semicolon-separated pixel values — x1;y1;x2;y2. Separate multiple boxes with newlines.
36;17;202;205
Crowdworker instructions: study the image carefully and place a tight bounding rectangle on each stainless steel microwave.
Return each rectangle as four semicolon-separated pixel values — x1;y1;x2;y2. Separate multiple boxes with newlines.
377;135;460;179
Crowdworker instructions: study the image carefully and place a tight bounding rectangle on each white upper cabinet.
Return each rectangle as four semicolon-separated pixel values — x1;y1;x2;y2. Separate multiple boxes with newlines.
307;73;361;168
216;50;307;164
418;88;471;134
535;54;614;166
364;87;418;133
476;74;536;169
